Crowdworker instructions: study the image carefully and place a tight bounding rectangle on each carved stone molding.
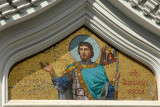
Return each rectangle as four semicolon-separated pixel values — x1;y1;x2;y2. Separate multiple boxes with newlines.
0;0;62;28
0;0;160;107
0;0;41;18
127;0;160;24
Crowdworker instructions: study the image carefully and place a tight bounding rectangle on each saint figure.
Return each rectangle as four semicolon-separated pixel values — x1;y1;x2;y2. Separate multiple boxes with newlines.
42;42;119;100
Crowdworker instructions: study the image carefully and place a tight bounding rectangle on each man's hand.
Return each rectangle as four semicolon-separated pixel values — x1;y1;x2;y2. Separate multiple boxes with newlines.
43;65;55;74
112;72;120;82
39;62;55;74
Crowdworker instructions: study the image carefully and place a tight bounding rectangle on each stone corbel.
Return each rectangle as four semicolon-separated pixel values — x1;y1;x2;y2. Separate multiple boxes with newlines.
0;2;9;12
31;0;41;7
12;0;29;13
0;10;10;19
12;0;27;7
0;2;10;18
143;0;158;15
155;4;160;23
130;0;143;7
16;4;26;13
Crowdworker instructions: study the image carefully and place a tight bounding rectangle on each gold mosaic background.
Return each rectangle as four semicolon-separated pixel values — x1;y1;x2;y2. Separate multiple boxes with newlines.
8;27;157;100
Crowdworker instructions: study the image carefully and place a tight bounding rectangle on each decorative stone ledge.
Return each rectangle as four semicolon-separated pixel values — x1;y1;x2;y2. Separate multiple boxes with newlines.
0;0;160;107
0;0;56;27
0;0;160;29
128;0;160;24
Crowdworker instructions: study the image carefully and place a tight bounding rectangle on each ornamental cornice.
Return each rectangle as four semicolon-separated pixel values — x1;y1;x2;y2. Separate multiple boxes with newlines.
0;0;59;27
127;0;160;24
0;0;160;107
0;0;160;29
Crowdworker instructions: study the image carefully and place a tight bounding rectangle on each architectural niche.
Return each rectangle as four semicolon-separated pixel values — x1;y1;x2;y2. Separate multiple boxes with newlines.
0;0;160;107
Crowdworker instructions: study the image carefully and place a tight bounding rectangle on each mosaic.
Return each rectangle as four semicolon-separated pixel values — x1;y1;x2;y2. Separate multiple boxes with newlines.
8;27;157;100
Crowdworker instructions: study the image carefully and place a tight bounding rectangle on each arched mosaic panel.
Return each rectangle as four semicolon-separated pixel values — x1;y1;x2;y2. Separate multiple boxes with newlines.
8;27;157;100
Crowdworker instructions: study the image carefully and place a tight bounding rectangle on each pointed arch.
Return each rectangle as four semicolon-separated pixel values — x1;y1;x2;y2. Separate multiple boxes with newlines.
0;0;160;107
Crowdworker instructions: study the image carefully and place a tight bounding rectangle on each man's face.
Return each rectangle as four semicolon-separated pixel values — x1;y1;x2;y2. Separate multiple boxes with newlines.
79;46;91;62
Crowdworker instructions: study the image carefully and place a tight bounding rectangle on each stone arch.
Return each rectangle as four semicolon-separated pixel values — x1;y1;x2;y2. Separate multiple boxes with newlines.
0;0;160;107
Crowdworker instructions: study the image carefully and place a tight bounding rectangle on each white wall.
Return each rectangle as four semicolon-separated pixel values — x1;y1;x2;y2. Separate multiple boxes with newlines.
0;0;160;107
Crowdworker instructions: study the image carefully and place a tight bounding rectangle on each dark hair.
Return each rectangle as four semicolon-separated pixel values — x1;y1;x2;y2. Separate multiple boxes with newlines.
78;42;94;58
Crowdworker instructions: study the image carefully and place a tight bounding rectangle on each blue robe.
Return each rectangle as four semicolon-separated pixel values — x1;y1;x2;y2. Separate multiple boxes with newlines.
52;63;115;100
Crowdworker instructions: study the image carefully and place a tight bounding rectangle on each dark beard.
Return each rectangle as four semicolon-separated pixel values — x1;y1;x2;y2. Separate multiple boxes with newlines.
80;57;90;62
